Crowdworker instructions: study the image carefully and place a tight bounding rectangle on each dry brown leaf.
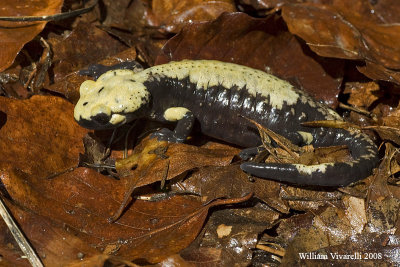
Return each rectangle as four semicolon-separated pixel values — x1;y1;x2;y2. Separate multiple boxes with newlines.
156;12;344;106
48;22;127;83
0;0;63;72
280;186;343;211
0;163;252;264
176;165;289;213
282;1;400;83
0;95;87;177
358;61;400;85
180;247;223;266
152;0;236;32
199;207;279;266
48;47;138;103
344;82;381;109
116;137;239;188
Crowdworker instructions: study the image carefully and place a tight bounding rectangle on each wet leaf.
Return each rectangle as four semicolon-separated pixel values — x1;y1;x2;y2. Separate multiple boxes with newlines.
0;0;63;72
366;125;400;145
48;47;138;103
152;254;196;267
176;165;289;213
358;61;400;85
48;22;127;84
238;0;290;10
0;164;252;264
115;138;239;188
156;12;344;106
180;247;223;267
282;1;400;83
2;1;398;265
101;0;134;27
0;95;87;177
198;207;279;266
0;95;244;264
152;0;236;33
344;82;381;109
280;186;343;211
0;197;100;267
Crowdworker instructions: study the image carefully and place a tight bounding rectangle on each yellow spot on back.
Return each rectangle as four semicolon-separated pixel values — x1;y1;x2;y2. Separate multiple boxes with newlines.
135;60;300;110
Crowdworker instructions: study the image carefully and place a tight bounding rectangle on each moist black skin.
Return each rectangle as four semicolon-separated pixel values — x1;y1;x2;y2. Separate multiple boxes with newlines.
141;76;379;186
76;61;379;187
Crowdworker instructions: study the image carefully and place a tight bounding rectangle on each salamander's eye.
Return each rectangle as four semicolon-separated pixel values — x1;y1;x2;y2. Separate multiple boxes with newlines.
91;112;111;126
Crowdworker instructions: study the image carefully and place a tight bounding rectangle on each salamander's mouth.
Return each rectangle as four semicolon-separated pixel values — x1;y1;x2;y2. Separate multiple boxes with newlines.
76;113;127;130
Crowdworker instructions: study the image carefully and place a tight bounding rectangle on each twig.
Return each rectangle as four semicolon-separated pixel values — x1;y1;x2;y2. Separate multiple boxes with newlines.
0;196;44;267
0;0;98;22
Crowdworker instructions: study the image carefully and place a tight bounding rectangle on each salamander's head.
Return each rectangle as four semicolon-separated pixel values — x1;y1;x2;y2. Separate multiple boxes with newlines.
74;69;150;130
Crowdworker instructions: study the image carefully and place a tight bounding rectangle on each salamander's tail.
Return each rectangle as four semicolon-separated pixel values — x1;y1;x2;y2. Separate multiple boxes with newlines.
240;130;379;187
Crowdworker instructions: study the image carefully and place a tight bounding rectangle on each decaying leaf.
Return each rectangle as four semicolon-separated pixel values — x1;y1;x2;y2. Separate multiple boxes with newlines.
3;0;400;265
115;137;239;188
46;22;129;102
358;61;400;85
156;12;343;106
152;0;236;32
282;1;400;84
0;0;63;72
48;47;138;103
198;206;280;266
344;82;381;109
0;95;87;177
0;163;252;264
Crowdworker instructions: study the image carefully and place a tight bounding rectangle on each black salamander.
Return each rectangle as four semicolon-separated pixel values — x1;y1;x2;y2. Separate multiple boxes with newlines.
74;60;379;186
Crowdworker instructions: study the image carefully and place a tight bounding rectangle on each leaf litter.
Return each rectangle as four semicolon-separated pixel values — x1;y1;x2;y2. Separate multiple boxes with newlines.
1;0;400;266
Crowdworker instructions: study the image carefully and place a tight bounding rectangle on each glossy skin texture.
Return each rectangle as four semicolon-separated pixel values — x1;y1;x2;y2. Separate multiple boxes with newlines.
74;60;379;186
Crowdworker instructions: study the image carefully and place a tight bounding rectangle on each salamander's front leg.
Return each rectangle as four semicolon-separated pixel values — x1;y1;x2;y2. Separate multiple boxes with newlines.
151;107;194;143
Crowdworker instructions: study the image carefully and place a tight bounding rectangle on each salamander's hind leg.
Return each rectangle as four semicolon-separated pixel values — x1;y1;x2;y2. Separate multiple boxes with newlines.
151;108;195;143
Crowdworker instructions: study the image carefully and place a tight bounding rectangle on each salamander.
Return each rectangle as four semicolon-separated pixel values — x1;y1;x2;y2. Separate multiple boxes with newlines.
74;60;379;186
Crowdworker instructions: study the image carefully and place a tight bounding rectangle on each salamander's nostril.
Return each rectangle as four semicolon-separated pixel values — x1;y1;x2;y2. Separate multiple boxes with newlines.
91;112;111;125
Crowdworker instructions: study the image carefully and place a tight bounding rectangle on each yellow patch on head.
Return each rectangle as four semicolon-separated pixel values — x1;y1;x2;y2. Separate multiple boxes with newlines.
74;69;150;125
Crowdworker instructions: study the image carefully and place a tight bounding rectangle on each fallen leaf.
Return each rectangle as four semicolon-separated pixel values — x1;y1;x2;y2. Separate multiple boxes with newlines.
280;186;343;211
115;138;239;188
48;22;127;84
151;0;236;32
358;61;400;85
0;195;102;267
365;125;400;145
199;206;278;266
0;164;252;264
0;95;86;177
282;1;400;83
239;0;291;10
48;47;138;103
180;247;223;267
176;165;289;213
344;82;381;109
0;0;63;72
152;254;196;267
156;12;344;106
